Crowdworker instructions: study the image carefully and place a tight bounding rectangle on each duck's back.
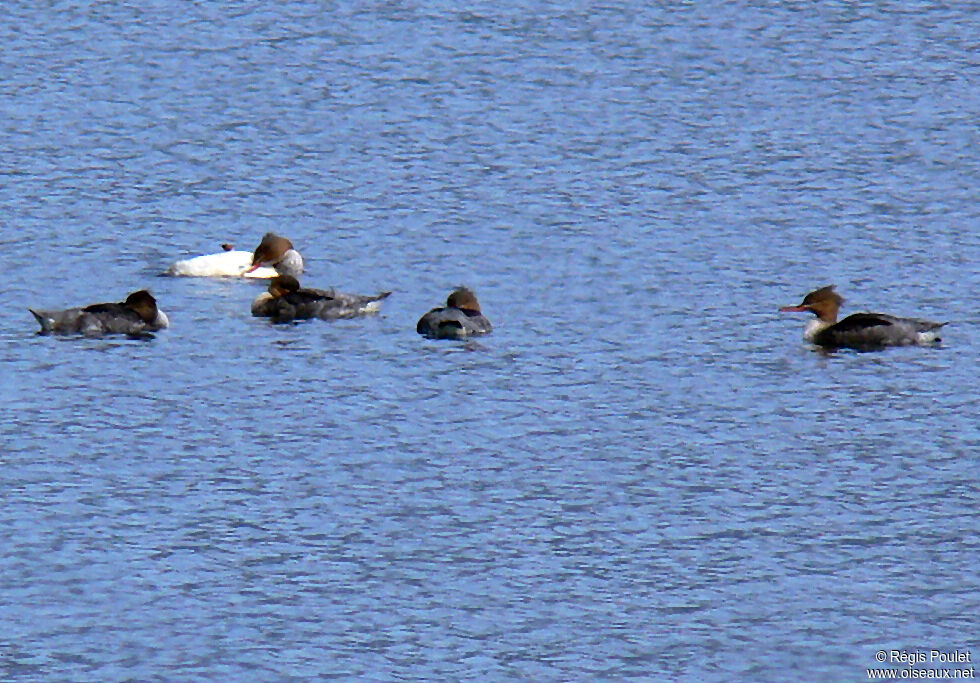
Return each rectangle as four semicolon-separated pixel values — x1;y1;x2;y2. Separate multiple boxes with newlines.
253;287;390;322
277;287;337;321
167;250;276;278
312;289;390;319
818;312;943;349
30;306;91;334
30;304;140;335
417;306;492;339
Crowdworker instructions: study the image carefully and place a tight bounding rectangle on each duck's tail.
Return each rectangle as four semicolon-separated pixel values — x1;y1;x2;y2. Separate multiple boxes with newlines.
915;319;946;344
29;309;53;333
359;291;392;314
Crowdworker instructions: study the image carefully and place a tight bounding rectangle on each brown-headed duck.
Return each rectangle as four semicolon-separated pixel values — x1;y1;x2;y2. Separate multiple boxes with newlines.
417;287;492;340
252;275;390;322
780;285;944;350
30;290;169;336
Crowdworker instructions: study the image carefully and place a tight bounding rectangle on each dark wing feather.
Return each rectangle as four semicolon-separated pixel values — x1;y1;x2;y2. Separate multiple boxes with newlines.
82;302;129;316
80;302;145;333
826;313;894;333
816;313;897;349
283;288;334;306
417;307;492;339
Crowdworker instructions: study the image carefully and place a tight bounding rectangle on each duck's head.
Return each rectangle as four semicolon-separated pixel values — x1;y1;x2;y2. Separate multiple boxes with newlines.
248;233;294;271
447;287;481;313
124;290;160;324
780;285;843;323
268;275;300;298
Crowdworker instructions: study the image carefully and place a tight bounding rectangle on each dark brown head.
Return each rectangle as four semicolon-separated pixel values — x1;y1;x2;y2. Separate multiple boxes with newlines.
221;243;235;252
269;275;300;298
447;287;481;312
780;285;843;323
124;290;159;324
250;233;294;267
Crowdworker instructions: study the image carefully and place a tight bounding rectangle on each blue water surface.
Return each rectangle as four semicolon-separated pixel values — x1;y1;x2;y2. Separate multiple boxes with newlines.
1;2;979;680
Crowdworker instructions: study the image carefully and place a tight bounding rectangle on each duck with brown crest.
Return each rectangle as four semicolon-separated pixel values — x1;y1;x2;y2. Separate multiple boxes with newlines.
30;290;170;336
251;275;390;322
417;287;493;340
245;233;305;279
780;285;944;350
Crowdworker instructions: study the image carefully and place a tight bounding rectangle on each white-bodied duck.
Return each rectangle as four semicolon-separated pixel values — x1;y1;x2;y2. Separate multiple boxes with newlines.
780;285;944;350
30;290;169;336
417;287;492;339
166;242;278;278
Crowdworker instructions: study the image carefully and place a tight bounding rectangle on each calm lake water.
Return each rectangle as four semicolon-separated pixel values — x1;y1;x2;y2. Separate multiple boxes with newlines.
2;2;979;680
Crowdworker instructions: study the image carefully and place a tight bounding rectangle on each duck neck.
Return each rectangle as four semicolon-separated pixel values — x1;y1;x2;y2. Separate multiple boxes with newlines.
275;249;304;278
803;318;832;342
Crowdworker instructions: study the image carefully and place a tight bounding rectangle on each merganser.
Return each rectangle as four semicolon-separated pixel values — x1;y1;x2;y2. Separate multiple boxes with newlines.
780;285;944;350
417;287;492;339
30;290;170;336
166;242;278;278
251;275;390;322
245;233;304;278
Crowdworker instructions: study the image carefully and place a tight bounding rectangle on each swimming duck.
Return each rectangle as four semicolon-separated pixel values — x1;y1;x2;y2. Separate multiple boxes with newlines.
244;233;304;278
417;287;492;339
251;275;390;322
166;242;278;278
30;290;170;336
780;285;944;350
